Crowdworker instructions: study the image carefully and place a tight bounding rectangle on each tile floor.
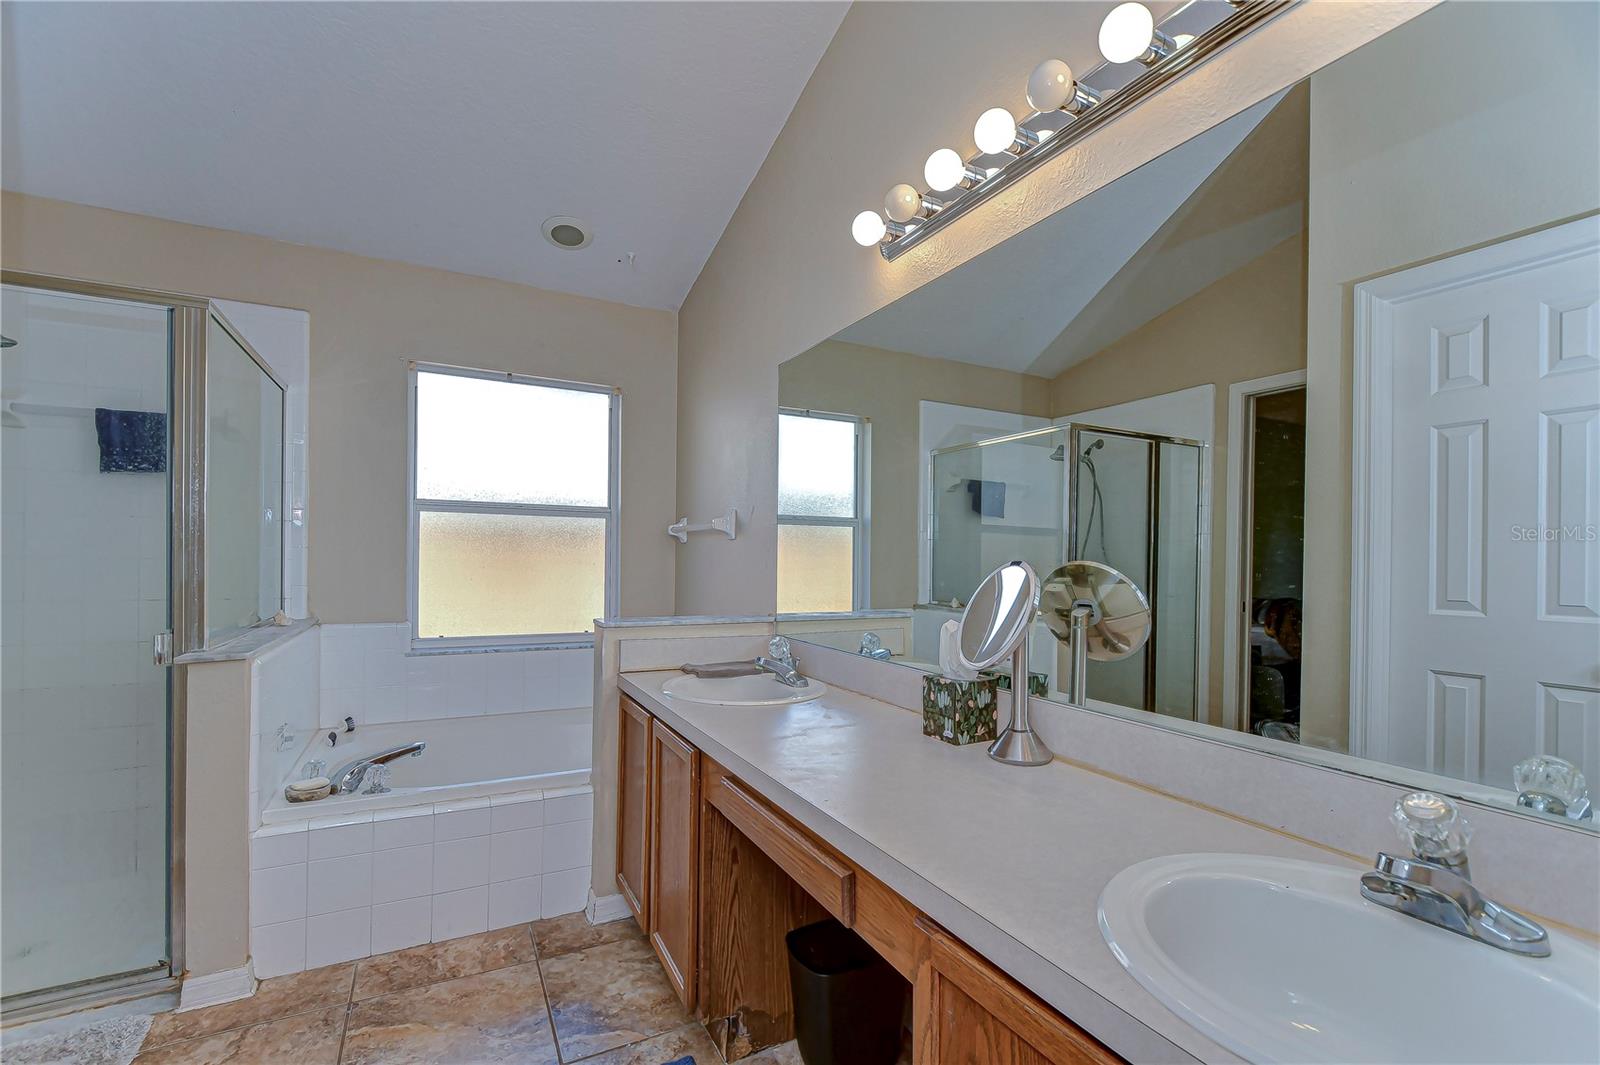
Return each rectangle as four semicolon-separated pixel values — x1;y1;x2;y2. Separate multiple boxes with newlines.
123;915;810;1065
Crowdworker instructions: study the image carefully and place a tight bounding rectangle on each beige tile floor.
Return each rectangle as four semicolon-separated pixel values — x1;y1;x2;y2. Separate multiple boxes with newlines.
127;915;812;1065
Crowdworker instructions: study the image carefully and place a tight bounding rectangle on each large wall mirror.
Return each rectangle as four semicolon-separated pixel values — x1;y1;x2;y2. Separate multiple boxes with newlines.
774;1;1600;828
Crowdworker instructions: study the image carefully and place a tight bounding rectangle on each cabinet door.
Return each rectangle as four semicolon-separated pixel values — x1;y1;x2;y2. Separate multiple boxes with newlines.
648;721;700;1010
915;918;1123;1065
617;696;653;929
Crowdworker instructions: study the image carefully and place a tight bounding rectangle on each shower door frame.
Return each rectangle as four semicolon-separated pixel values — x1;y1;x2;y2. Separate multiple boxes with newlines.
0;270;209;1020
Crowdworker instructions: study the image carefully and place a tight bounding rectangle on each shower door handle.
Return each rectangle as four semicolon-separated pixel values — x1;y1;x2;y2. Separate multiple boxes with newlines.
152;631;174;667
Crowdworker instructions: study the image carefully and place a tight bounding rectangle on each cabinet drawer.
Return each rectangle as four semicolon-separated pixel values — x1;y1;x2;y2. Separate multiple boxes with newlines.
705;769;855;925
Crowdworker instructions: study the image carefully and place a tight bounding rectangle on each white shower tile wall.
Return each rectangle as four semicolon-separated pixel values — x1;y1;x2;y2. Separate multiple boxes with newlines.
318;624;594;729
248;785;594;977
249;625;321;824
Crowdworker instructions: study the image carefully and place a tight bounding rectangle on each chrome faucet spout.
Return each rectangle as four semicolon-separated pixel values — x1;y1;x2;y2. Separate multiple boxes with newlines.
1359;793;1549;957
753;656;804;687
331;741;426;795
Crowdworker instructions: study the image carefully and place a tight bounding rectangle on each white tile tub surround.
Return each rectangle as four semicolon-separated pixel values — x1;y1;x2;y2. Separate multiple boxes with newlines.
248;624;321;825
318;623;594;727
247;785;594;977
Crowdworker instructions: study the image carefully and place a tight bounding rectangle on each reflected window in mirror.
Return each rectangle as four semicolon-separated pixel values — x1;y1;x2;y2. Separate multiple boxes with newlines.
777;409;867;613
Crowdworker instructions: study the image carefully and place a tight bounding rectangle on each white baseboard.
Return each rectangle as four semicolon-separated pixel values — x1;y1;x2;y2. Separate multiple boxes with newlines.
177;963;256;1013
586;890;631;925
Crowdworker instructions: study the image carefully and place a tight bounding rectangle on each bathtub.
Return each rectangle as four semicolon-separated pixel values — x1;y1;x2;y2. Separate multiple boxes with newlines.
249;706;596;977
261;707;591;824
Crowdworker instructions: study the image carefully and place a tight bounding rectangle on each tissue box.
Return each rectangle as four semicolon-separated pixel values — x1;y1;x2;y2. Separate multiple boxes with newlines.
991;670;1049;698
922;674;999;745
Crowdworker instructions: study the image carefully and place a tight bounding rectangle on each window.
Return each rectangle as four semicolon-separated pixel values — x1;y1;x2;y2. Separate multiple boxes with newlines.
776;409;867;613
410;364;617;646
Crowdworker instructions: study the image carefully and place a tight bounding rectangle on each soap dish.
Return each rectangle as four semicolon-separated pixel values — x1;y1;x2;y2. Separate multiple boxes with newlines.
285;776;333;803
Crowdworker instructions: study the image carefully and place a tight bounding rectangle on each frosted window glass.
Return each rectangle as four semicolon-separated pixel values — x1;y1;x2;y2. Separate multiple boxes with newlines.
776;524;854;613
417;371;610;505
778;414;855;517
418;511;605;637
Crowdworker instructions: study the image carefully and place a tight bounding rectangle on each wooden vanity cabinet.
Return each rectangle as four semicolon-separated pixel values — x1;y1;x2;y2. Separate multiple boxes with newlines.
647;720;700;1010
914;917;1120;1065
616;696;653;928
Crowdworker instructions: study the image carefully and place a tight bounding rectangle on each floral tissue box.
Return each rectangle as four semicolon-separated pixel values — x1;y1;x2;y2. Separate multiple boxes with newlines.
991;670;1049;698
921;674;999;745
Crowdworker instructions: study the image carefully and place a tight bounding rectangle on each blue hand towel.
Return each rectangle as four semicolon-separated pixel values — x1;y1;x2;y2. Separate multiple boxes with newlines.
93;408;167;473
965;478;1005;518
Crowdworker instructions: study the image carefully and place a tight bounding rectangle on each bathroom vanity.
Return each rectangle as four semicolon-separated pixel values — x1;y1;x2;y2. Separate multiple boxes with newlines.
617;682;1123;1063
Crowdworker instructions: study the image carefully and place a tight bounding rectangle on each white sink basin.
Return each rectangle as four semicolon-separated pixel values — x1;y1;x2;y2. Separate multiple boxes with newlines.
1098;853;1600;1064
660;672;827;707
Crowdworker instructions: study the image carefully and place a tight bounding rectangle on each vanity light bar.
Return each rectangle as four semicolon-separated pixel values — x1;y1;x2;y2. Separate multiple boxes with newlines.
857;0;1293;261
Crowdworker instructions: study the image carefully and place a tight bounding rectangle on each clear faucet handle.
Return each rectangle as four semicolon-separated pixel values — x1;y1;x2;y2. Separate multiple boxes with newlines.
1513;755;1590;817
768;635;793;663
1391;791;1472;861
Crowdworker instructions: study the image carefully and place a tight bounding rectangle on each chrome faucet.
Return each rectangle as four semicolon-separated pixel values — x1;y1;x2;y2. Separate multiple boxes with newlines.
754;636;805;687
331;741;426;795
1359;792;1549;957
1514;754;1592;821
858;632;892;660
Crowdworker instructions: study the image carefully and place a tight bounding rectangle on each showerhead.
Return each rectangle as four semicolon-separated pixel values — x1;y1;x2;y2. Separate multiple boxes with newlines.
1049;445;1064;461
0;335;16;349
1083;438;1105;455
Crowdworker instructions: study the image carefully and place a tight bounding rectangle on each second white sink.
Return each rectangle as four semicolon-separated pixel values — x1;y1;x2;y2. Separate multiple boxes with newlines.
1098;853;1600;1064
660;672;827;707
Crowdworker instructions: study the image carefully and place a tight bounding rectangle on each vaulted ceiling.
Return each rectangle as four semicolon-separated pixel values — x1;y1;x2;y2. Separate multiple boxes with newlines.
0;2;848;310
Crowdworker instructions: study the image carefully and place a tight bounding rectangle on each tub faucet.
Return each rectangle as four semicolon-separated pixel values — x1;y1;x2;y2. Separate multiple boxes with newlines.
331;741;426;795
1359;792;1549;956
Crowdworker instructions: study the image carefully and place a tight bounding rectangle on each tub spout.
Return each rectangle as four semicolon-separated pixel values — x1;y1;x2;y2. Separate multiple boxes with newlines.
332;741;426;795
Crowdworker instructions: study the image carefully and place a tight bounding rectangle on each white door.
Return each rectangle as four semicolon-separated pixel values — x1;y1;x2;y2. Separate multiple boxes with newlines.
1359;218;1600;789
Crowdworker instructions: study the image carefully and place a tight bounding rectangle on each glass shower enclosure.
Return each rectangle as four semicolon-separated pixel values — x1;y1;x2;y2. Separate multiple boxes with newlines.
1;274;284;1018
929;423;1205;719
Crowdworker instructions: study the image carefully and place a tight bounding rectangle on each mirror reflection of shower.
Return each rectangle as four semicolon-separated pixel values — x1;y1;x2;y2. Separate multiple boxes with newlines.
928;422;1205;722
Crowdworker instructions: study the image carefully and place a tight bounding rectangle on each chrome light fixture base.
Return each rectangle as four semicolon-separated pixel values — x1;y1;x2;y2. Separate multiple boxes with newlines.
878;0;1292;261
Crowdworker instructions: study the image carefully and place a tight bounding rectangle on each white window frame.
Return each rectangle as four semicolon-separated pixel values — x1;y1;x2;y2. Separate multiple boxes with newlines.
776;407;870;612
407;361;620;651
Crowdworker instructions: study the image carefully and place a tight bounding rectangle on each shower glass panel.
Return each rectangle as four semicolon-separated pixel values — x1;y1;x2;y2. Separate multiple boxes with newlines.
929;428;1065;606
204;315;284;642
0;284;172;1000
1070;429;1152;713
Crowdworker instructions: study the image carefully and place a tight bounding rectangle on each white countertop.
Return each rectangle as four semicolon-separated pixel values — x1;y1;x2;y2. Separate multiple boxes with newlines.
620;669;1364;1065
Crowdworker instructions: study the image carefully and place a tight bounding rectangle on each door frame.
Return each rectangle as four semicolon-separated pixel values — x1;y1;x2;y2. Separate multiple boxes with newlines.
1221;370;1307;733
0;270;205;1019
1348;214;1600;759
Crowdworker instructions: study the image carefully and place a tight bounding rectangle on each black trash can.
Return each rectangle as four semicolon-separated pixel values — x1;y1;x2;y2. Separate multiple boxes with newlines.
786;918;907;1065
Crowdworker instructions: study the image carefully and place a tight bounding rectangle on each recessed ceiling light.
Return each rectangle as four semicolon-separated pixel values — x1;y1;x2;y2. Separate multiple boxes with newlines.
541;216;593;250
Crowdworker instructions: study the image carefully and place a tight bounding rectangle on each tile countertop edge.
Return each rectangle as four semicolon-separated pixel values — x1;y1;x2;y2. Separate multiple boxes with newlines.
619;671;1234;1065
174;616;319;664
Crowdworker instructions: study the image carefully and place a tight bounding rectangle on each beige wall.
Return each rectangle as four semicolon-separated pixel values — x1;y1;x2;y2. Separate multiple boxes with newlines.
1298;0;1600;747
779;339;1050;608
674;1;1434;616
1050;234;1306;724
183;660;251;978
1;191;679;624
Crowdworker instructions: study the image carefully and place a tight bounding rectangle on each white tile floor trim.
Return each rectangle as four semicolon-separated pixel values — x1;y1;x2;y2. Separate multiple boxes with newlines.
248;785;593;978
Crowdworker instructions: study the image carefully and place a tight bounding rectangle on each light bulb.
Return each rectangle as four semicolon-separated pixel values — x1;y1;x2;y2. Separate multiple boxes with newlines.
1027;59;1076;112
1027;57;1101;116
974;107;1020;155
924;148;966;193
1099;2;1165;65
851;210;887;247
885;184;922;224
